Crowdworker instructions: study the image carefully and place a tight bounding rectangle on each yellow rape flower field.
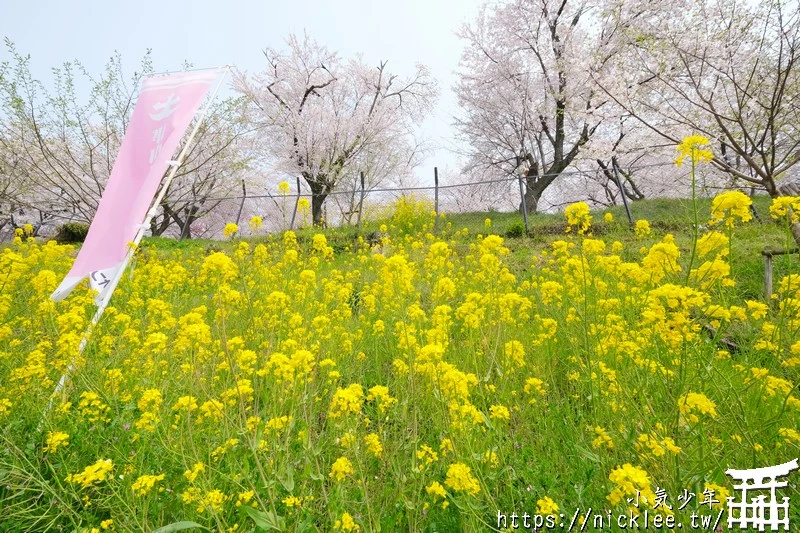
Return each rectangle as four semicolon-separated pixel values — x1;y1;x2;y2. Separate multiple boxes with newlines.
2;194;800;532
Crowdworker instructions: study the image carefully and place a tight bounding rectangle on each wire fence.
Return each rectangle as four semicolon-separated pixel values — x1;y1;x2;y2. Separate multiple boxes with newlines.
172;160;750;240
3;159;755;241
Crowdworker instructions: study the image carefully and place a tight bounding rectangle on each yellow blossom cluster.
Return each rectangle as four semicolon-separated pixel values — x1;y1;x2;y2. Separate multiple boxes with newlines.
708;191;752;228
675;135;713;167
131;473;165;496
66;459;114;489
565;202;592;234
607;464;657;509
678;392;718;424
444;462;481;495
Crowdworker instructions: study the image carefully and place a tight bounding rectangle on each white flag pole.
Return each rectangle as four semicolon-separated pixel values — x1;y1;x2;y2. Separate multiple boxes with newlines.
40;67;231;427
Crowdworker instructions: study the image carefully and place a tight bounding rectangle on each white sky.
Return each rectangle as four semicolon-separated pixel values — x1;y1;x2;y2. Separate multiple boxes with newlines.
1;0;486;184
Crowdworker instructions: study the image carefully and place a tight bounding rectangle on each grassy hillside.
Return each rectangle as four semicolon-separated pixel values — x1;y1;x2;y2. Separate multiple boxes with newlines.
2;194;799;531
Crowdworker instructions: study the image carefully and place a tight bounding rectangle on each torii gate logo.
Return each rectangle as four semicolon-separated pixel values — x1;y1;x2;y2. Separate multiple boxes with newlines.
726;458;798;531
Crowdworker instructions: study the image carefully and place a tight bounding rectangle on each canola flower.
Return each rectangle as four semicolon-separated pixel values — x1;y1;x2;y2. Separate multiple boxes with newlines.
43;431;70;453
696;231;729;258
366;385;397;412
223;223;239;238
66;459;114;489
635;219;651;237
536;496;559;516
445;463;481;495
329;384;364;418
131;473;166;496
770;196;800;222
363;433;383;458
334;512;359;531
329;457;354;482
236;491;255;507
703;483;729;510
607;464;657;509
282;495;304;508
565;201;592;235
489;404;510;421
184;462;205;483
709;191;752;228
426;481;449;508
678;392;718;424
249;215;263;232
675;135;713;167
591;426;614;450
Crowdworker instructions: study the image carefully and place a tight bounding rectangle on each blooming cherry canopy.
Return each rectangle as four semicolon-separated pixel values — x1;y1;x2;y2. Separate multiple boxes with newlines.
233;34;436;225
455;0;619;213
601;0;800;197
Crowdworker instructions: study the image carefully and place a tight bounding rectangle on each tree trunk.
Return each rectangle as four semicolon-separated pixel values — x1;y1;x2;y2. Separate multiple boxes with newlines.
179;207;200;240
764;175;779;198
520;172;557;215
520;185;542;215
150;212;173;237
311;192;328;227
303;173;331;227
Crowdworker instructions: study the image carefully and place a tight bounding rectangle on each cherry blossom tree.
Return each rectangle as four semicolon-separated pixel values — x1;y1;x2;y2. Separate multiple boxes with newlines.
0;122;31;235
571;112;681;206
0;42;141;229
600;0;800;197
455;0;618;213
233;33;436;226
0;42;253;238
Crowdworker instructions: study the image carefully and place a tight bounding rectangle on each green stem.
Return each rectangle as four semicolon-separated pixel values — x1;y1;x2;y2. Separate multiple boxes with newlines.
728;224;734;281
686;159;699;284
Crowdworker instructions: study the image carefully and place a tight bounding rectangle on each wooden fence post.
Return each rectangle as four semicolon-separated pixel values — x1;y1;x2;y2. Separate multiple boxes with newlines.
764;253;773;300
761;246;800;300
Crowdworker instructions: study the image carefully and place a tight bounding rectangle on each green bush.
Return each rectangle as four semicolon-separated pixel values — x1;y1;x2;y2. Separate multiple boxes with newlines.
505;221;526;238
54;222;90;243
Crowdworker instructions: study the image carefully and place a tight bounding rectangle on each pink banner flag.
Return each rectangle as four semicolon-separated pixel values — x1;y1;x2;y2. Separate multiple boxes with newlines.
51;70;220;303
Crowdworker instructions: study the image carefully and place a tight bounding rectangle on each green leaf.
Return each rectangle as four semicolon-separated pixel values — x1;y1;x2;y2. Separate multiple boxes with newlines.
278;463;295;493
296;518;318;533
152;521;207;533
575;445;601;464
241;505;286;531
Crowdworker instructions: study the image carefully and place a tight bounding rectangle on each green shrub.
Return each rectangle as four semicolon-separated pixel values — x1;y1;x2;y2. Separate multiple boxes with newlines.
505;221;526;238
54;222;90;243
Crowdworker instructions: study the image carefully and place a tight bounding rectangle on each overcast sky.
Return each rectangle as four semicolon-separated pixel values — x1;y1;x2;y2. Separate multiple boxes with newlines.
2;0;485;183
